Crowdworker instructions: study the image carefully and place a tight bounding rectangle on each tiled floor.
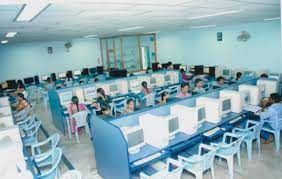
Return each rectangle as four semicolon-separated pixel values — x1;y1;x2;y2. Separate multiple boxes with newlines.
35;101;282;179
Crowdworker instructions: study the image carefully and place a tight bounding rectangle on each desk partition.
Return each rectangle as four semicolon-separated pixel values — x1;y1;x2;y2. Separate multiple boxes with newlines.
91;77;258;179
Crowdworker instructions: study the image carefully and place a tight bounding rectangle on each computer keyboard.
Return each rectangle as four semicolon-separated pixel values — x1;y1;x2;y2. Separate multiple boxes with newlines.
203;127;220;137
229;116;242;124
133;152;162;166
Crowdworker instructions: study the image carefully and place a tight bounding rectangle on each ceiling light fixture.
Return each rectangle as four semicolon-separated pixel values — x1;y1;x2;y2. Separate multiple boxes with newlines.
118;26;144;32
1;40;8;44
190;25;217;29
15;0;51;22
188;10;243;20
5;32;17;38
84;34;98;38
264;17;280;21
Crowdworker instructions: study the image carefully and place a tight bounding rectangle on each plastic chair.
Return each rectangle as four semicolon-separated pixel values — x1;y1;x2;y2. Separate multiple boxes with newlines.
141;92;156;107
178;144;217;179
17;114;36;131
261;117;282;152
155;89;170;102
22;121;41;147
31;133;60;167
14;107;30;121
232;120;263;160
61;170;82;179
211;132;245;179
113;97;128;116
168;85;180;95
71;111;90;143
37;147;63;179
140;158;183;179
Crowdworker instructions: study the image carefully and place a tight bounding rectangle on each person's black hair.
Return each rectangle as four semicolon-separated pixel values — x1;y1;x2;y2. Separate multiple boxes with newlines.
97;88;106;98
195;79;202;85
161;91;169;101
270;93;281;103
180;69;185;73
129;74;134;77
181;83;189;89
17;92;31;107
71;96;80;112
260;73;269;78
18;84;26;90
47;77;51;83
94;78;99;83
167;61;172;66
236;72;242;80
79;80;84;84
141;81;149;94
216;76;224;82
127;98;135;105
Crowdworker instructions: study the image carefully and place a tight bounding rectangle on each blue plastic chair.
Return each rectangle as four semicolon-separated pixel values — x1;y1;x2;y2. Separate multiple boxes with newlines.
232;120;263;160
31;133;60;167
178;144;217;179
37;147;63;179
17;114;36;131
261;117;282;152
140;158;184;179
211;132;245;179
22;121;41;147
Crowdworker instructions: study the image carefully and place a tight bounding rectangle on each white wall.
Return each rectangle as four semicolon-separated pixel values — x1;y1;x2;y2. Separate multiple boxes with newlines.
0;38;101;82
157;21;282;73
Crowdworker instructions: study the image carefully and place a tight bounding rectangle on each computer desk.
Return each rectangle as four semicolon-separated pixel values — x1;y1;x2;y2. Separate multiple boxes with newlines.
91;77;258;179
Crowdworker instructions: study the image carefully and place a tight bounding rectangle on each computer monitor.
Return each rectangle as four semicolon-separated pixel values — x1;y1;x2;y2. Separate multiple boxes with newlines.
97;66;104;74
73;70;81;76
239;85;262;106
121;126;145;154
196;97;223;124
24;77;34;84
220;90;243;113
41;75;50;81
59;91;73;106
268;73;280;81
194;65;204;75
239;90;250;106
244;71;255;77
150;77;156;85
168;116;179;139
257;79;278;98
83;87;96;100
221;98;231;115
109;84;119;94
164;75;171;82
129;80;141;94
81;68;89;76
89;67;97;74
6;80;17;89
58;72;66;79
204;67;210;74
152;74;165;87
222;69;231;78
179;65;187;71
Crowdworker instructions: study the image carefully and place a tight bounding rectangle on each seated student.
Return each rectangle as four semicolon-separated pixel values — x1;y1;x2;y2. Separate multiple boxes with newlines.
141;81;152;95
193;79;206;94
65;75;74;87
94;78;99;83
260;73;269;78
167;61;173;70
45;77;55;91
122;99;135;114
159;91;170;105
67;96;88;134
258;93;282;144
176;83;191;99
93;88;112;116
14;93;31;115
17;84;28;99
213;76;226;89
235;72;243;81
79;80;84;85
180;69;188;82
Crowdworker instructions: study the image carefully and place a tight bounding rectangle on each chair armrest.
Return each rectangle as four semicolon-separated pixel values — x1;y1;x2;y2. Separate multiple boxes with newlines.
167;158;182;169
31;138;51;156
246;120;260;128
178;155;200;164
232;128;248;134
223;132;242;143
198;143;215;155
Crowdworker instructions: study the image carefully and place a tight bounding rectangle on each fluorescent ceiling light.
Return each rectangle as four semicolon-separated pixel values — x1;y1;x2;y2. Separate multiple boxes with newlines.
188;10;243;20
1;40;8;44
6;32;17;38
119;26;144;32
190;25;217;29
16;1;51;22
84;34;97;38
264;17;280;21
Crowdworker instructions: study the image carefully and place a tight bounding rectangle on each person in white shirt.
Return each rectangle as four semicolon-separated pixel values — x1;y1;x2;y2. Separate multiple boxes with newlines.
193;79;206;94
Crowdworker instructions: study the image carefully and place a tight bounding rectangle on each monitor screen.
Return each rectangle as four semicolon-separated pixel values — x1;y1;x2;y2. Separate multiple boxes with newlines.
73;70;81;76
89;68;97;74
198;107;206;121
223;99;231;111
127;129;144;148
150;77;156;84
58;72;66;78
109;84;118;92
164;75;171;82
244;71;253;76
269;73;280;80
204;67;209;73
223;69;230;76
180;65;187;71
169;117;179;133
241;90;250;104
24;77;34;84
59;92;73;106
84;87;96;100
42;75;49;81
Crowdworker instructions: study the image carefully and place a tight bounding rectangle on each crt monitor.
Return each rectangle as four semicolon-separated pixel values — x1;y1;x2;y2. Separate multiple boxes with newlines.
73;70;81;76
97;66;104;74
164;75;171;82
222;69;231;77
89;67;97;74
268;73;280;81
198;106;206;125
84;87;96;100
42;75;50;81
24;77;34;84
109;84;119;93
59;91;73;106
81;68;89;76
168;116;179;139
221;98;231;115
6;80;17;89
58;72;66;79
121;126;145;154
150;77;156;84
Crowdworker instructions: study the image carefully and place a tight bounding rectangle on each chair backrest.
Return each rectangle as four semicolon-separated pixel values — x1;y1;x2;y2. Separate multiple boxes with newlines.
168;85;180;95
38;147;62;179
71;111;88;128
113;98;128;115
221;135;245;156
26;121;41;138
144;92;156;107
51;133;60;149
198;149;217;171
251;122;264;139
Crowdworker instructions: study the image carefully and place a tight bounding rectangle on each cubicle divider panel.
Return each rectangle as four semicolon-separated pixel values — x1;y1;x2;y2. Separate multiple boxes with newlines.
49;90;66;133
91;115;131;179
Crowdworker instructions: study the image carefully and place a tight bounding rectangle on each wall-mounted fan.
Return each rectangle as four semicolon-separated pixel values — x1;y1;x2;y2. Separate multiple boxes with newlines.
237;31;251;42
64;41;72;52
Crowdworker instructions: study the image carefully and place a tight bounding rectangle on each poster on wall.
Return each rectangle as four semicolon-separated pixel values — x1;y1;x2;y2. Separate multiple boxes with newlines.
217;32;223;41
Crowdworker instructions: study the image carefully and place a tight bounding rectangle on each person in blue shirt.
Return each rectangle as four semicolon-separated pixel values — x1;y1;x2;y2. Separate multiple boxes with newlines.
193;79;206;94
259;93;282;144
